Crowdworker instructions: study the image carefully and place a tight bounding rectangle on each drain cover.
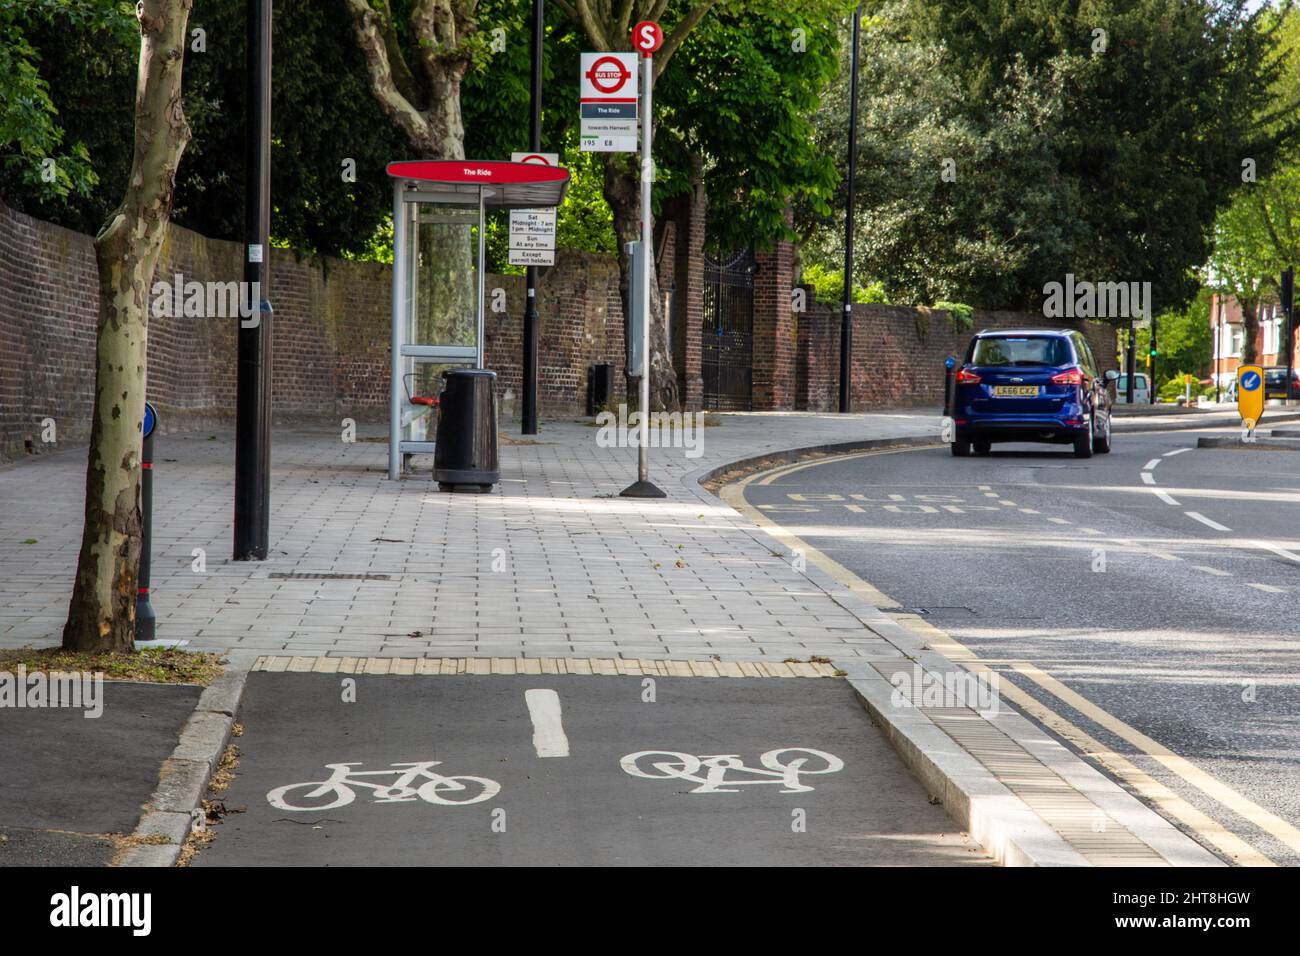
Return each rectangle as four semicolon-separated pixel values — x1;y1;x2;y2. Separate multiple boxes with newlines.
268;572;393;581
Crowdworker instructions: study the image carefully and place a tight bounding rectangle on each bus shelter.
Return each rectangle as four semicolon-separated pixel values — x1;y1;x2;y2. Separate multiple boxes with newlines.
386;159;570;480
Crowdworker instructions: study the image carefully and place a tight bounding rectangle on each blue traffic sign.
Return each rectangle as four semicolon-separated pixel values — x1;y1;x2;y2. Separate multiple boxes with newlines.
143;401;157;440
945;356;957;370
1241;371;1261;392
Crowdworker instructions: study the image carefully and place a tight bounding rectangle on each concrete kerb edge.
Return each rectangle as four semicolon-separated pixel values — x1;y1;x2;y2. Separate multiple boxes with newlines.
1116;409;1300;433
844;673;1091;867
117;663;251;868
687;433;941;491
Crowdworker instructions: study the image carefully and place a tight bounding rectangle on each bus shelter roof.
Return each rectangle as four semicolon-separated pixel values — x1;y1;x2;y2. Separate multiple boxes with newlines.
386;160;570;209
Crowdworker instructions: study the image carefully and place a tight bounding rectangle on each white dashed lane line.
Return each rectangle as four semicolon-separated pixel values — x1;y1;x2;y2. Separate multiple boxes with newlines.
525;689;571;758
1248;583;1286;594
1186;511;1231;532
1192;565;1233;577
1141;472;1156;485
1144;458;1162;470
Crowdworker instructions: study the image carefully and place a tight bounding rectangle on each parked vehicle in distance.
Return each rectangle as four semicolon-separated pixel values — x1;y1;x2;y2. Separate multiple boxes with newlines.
1225;367;1300;402
1114;372;1151;404
950;329;1115;459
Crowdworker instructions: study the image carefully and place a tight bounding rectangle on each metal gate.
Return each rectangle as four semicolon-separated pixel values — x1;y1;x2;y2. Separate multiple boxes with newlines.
702;250;755;410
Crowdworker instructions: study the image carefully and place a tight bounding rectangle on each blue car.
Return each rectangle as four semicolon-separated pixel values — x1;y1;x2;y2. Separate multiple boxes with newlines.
950;329;1117;458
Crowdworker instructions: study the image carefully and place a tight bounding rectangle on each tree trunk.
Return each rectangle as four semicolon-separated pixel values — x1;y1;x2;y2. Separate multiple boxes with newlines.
603;156;680;412
63;0;192;652
1240;297;1260;367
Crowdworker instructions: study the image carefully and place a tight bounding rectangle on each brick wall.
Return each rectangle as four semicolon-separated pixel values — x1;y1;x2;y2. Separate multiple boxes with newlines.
0;197;631;460
2;194;1121;459
795;299;1120;410
751;212;796;410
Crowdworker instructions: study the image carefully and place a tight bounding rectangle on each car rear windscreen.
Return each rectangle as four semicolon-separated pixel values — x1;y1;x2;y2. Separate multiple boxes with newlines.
972;336;1070;367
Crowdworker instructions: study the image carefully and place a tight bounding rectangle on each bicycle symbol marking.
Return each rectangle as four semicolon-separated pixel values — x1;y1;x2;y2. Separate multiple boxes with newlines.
267;761;501;811
620;748;844;794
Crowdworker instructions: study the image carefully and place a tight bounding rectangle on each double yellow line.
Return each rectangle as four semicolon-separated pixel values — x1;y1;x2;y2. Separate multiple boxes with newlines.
722;447;1299;866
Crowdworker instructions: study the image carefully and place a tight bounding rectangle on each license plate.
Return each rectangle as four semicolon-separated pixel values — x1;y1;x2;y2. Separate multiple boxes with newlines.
993;386;1040;397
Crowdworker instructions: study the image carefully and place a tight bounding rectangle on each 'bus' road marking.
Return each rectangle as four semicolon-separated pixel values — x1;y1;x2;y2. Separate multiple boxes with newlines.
525;689;570;758
1186;511;1231;532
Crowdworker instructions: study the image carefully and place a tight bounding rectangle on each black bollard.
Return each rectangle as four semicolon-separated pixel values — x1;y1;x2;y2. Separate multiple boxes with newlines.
943;356;957;417
136;402;157;643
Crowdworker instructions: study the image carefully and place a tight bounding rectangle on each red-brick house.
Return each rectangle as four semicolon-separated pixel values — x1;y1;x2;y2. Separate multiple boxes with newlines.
1208;293;1298;389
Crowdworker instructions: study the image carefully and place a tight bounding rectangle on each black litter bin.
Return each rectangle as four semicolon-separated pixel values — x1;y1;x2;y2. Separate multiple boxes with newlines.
434;368;499;493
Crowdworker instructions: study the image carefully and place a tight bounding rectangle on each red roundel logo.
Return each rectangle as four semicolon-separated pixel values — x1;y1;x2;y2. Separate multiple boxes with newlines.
585;55;632;94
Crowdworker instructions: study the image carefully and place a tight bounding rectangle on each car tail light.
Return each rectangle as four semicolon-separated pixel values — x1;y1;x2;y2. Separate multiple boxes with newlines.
956;369;981;384
1050;368;1084;386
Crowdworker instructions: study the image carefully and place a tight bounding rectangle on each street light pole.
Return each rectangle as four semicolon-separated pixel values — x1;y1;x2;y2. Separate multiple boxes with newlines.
839;5;861;414
522;0;544;435
1283;267;1295;405
234;0;273;560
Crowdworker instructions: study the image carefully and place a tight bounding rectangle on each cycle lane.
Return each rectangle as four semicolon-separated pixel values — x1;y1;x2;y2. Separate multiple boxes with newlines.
190;671;990;866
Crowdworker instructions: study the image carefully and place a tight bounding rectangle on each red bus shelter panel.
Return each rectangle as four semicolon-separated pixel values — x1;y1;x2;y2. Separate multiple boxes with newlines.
386;160;570;209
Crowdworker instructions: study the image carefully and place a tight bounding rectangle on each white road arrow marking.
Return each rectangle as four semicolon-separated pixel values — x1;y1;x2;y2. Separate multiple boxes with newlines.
525;689;570;758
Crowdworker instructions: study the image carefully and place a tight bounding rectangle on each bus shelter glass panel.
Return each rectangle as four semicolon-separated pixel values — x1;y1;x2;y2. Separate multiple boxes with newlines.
399;200;482;447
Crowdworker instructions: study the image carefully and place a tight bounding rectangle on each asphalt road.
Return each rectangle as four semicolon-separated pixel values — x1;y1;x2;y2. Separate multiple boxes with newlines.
193;673;989;866
739;426;1300;866
0;681;202;866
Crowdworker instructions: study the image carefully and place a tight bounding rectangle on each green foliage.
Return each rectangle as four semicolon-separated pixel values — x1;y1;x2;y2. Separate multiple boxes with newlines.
1134;289;1214;390
0;1;135;218
800;262;885;304
804;0;1296;313
658;3;849;251
1206;4;1300;310
172;0;409;256
935;301;974;333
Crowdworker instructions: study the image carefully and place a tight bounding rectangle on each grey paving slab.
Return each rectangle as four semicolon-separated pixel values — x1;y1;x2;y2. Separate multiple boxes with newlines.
0;415;939;659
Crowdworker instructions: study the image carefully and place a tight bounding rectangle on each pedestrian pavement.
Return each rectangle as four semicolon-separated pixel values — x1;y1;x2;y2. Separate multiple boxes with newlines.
0;411;940;663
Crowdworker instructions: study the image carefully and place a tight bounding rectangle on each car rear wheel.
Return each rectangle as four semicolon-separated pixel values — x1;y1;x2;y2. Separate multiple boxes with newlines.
1073;427;1094;458
951;440;971;457
973;441;991;455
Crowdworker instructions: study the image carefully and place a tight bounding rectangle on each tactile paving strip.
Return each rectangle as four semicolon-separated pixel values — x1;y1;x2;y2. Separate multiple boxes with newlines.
252;656;839;677
924;707;1167;866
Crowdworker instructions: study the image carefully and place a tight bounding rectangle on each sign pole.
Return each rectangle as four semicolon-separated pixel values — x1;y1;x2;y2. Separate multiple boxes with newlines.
522;0;544;435
234;0;273;560
621;23;665;498
840;4;861;414
639;51;652;483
